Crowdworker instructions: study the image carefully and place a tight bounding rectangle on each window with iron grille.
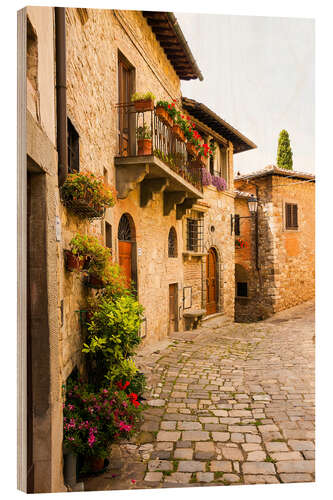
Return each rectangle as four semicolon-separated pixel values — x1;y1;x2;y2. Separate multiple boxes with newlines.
234;214;240;235
285;203;298;229
67;118;79;172
186;211;204;252
168;227;177;258
237;282;248;297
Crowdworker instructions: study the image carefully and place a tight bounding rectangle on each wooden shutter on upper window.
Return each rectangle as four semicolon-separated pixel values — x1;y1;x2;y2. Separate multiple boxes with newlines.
292;204;298;228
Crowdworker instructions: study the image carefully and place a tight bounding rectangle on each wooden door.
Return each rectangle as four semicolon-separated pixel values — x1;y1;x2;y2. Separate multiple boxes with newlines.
169;284;178;334
206;248;217;315
118;59;132;156
119;240;132;288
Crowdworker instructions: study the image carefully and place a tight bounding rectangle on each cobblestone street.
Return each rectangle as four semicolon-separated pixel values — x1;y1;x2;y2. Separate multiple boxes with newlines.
84;300;315;491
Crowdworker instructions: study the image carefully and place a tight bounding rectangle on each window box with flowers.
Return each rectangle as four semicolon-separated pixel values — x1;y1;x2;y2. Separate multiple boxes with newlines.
131;91;155;112
235;238;248;249
61;171;115;220
155;100;174;127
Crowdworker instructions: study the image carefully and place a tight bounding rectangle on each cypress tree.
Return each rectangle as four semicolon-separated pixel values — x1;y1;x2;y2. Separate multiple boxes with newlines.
277;129;293;170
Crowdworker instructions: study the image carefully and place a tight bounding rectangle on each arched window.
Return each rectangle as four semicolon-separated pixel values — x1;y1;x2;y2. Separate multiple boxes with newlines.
168;227;177;258
118;213;135;241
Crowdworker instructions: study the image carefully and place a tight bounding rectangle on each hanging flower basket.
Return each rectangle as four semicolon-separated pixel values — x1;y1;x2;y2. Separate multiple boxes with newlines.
171;124;185;142
156;106;174;127
64;250;85;272
186;142;198;158
61;171;115;221
137;138;152;155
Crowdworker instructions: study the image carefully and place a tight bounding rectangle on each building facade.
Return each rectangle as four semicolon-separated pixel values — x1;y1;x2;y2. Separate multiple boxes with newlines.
22;7;256;492
234;166;315;322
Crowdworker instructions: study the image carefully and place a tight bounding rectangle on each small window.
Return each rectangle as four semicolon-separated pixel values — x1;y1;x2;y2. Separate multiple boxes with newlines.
285;203;298;229
186;211;204;253
234;214;240;236
67;118;79;172
105;222;112;249
168;227;177;258
237;282;248;297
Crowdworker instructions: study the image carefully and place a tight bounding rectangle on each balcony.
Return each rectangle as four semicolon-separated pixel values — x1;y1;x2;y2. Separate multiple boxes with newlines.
115;104;203;218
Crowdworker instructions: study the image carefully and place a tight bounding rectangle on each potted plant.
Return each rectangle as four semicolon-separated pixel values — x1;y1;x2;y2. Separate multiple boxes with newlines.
64;249;85;272
131;91;155;112
61;171;115;220
69;234;112;288
136;125;152;155
155;100;174;127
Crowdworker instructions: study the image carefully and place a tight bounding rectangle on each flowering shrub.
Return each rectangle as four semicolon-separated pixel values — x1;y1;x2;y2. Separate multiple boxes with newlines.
212;175;227;191
63;379;143;457
61;171;115;216
235;238;247;248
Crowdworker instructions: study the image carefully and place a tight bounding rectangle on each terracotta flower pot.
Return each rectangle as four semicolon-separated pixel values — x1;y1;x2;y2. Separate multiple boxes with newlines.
186;142;198;157
137;139;152;155
133;99;154;112
171;124;185;142
64;250;84;272
156;106;173;127
87;456;105;473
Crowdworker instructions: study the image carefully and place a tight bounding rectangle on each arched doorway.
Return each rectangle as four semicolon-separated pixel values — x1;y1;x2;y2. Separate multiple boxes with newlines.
118;213;137;290
206;247;218;315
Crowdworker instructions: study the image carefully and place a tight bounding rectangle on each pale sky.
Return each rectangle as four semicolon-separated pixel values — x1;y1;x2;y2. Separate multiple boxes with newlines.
176;13;315;174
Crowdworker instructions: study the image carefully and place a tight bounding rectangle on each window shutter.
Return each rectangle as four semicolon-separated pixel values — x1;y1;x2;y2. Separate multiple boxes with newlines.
293;204;298;228
235;214;240;235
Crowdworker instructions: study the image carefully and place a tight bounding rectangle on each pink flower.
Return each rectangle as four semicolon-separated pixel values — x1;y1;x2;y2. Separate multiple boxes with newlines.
131;479;136;484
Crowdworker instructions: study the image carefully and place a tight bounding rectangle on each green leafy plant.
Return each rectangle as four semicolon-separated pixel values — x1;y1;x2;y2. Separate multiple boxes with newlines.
136;124;152;140
83;294;144;388
131;91;155;102
61;171;115;216
277;129;293;170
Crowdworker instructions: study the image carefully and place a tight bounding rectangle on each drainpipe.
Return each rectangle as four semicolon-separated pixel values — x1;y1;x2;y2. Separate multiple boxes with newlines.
55;7;68;187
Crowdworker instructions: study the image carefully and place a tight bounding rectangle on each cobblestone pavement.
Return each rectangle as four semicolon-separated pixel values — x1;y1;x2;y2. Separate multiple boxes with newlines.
84;300;315;491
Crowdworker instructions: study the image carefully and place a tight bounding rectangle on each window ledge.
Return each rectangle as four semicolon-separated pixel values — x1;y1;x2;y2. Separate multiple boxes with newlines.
236;296;250;300
183;251;207;260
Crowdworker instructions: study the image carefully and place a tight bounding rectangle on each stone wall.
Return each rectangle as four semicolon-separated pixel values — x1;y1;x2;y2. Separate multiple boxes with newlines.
234;174;315;321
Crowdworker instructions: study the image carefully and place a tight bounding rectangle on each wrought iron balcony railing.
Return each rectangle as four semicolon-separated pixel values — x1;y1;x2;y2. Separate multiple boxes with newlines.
116;103;203;193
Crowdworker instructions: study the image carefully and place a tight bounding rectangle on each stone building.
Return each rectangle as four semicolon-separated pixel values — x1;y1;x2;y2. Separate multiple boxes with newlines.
234;166;315;322
20;7;256;492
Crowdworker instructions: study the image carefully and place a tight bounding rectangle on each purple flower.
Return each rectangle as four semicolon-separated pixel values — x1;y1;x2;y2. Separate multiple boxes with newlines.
201;167;212;186
212;175;227;191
